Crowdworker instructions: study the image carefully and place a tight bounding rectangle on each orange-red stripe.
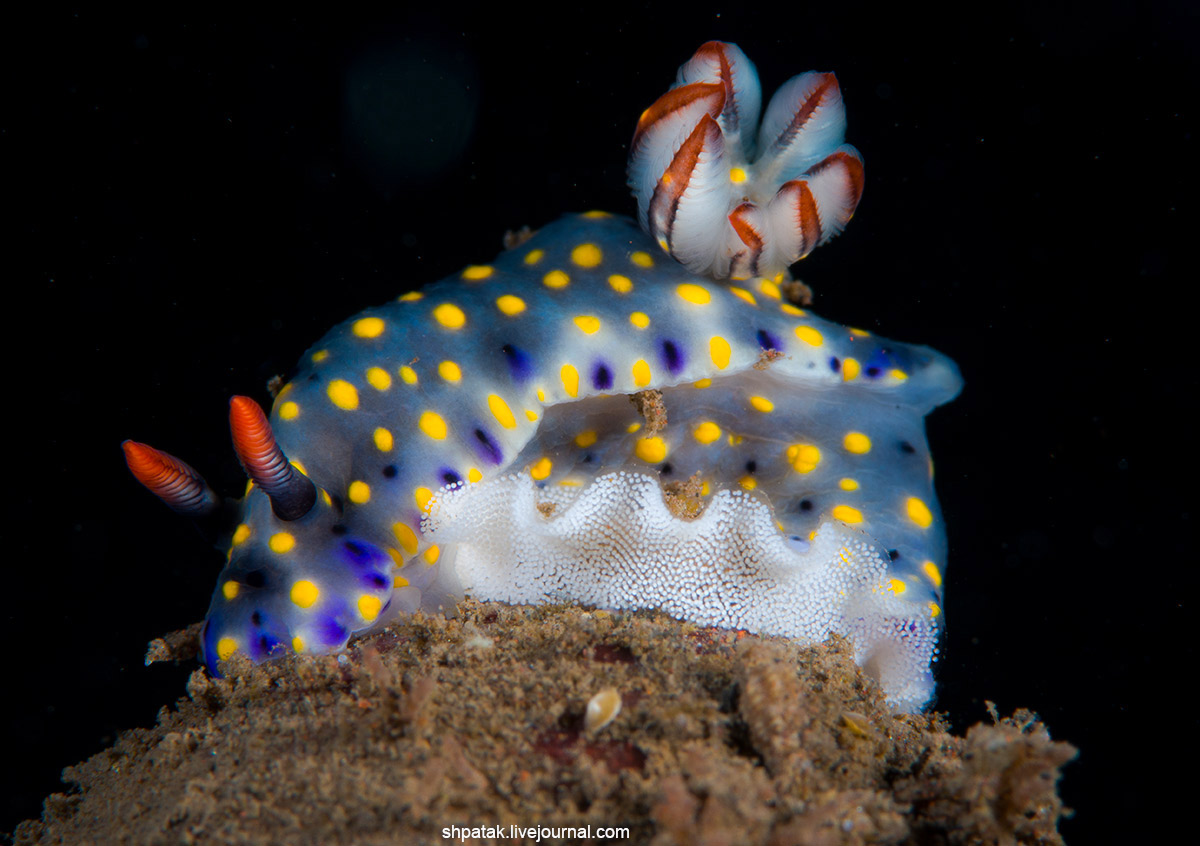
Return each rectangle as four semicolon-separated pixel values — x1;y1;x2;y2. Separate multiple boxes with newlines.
632;82;724;150
728;202;764;275
774;73;839;151
692;41;739;129
807;149;866;217
778;179;822;258
648;114;722;248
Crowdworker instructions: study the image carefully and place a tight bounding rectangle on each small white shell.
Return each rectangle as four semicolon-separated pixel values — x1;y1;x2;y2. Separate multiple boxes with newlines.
584;687;622;733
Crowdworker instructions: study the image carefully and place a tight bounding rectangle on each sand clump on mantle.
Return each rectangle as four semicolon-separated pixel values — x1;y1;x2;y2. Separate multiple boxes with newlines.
14;600;1075;845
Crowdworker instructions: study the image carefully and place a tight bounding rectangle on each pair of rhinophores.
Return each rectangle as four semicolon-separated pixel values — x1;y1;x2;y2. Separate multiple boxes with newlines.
125;42;961;712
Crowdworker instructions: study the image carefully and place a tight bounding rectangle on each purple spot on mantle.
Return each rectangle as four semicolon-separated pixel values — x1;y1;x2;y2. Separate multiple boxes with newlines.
659;339;684;375
592;361;613;390
503;343;533;382
318;614;349;648
757;329;781;351
474;427;504;465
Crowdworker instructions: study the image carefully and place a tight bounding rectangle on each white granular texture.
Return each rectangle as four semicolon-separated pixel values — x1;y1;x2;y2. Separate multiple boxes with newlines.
425;471;938;712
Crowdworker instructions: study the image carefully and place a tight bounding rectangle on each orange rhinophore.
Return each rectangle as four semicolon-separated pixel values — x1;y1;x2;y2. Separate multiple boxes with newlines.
122;440;217;516
229;396;316;521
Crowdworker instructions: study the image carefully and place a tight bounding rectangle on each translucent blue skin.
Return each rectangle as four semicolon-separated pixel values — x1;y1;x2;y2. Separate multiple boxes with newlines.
202;214;961;674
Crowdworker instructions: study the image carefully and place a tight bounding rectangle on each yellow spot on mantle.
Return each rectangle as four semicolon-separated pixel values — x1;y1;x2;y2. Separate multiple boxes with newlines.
222;580;239;600
438;360;462;383
358;594;383;621
488;394;516;429
843;432;872;454
794;325;824;346
635;436;668;463
393;522;418;555
843;358;861;381
398;291;423;302
216;637;238;660
906;496;933;528
739;475;757;490
414;487;433;512
433;303;466;329
366;366;392;390
496;295;526;316
374;427;393;451
311;349;329;363
290;579;319;608
279;401;299;420
749;396;774;413
423;545;440;565
232;524;251;545
270;532;295;553
839;478;859;491
786;443;821;474
353;316;385;338
832;505;863;524
419;411;448;440
630;251;654;268
462;264;493;280
676;283;711;305
709;336;732;369
561;364;579;397
922;560;943;588
729;286;756;305
630;311;650;329
543;270;570;289
608;274;633;293
348;480;370;504
693;421;721;444
632;359;651;387
889;578;907;595
327;379;358;410
729;166;747;183
693;378;712;389
524;248;545;265
399;365;418;385
571;243;602;268
574;430;598;448
529;456;552;480
574;315;601;335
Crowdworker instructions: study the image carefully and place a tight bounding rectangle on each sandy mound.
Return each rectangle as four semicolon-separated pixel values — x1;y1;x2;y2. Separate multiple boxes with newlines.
14;601;1075;845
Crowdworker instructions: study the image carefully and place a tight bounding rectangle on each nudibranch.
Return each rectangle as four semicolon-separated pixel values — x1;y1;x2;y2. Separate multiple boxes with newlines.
125;42;960;712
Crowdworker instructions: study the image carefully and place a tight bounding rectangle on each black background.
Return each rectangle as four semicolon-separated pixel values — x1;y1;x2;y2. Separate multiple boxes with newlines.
3;5;1193;841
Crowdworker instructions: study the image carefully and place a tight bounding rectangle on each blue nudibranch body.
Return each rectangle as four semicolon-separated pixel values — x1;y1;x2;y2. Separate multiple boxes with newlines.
125;42;960;712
